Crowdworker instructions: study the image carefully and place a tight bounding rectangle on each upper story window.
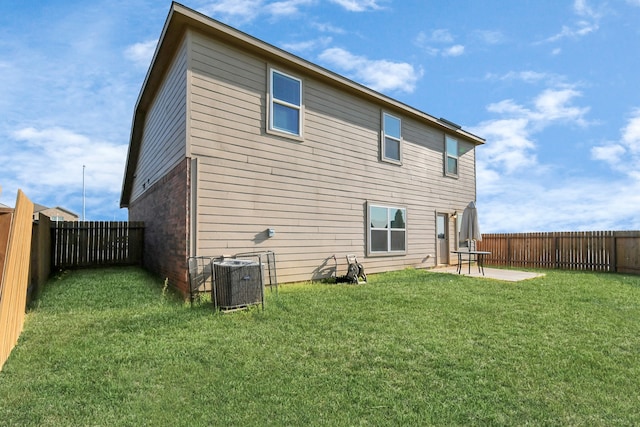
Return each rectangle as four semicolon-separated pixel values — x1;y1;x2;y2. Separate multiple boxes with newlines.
445;136;458;176
382;113;402;164
269;69;302;137
368;203;407;255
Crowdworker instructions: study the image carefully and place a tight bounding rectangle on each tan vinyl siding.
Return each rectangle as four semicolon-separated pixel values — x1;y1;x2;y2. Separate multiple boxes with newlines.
187;32;476;282
131;37;188;202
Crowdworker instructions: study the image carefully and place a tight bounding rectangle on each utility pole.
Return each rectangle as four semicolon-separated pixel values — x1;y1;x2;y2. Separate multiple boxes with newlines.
82;165;86;221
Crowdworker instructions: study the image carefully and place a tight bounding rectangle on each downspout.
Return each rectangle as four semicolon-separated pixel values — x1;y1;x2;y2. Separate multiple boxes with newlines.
189;158;198;258
185;29;197;258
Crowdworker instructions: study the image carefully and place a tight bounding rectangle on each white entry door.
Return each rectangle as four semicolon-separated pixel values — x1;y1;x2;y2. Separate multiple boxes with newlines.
437;213;449;265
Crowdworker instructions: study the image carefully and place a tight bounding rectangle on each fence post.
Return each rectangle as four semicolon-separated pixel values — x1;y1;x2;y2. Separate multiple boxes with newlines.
553;233;560;270
611;232;617;273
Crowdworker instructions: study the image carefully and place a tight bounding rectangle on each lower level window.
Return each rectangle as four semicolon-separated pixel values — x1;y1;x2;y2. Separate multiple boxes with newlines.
368;203;407;254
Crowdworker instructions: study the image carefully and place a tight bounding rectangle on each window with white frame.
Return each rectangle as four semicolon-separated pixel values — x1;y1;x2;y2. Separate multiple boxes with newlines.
445;135;458;176
382;112;402;163
368;203;407;254
269;69;302;136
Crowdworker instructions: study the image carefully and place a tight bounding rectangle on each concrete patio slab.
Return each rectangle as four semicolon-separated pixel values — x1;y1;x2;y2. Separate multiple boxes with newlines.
429;266;545;282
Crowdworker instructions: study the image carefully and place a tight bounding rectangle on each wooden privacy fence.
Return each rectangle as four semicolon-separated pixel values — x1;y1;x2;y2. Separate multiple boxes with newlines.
51;221;144;269
1;190;34;372
477;231;640;274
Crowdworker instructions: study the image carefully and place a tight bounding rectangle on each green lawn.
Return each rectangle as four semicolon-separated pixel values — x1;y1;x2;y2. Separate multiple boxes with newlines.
1;267;639;426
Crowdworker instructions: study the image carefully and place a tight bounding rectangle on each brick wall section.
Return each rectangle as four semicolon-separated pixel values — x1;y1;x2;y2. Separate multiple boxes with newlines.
129;159;190;296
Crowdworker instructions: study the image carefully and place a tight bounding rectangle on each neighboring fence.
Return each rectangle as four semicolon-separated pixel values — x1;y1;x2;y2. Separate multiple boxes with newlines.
0;190;34;372
51;221;144;269
477;231;640;274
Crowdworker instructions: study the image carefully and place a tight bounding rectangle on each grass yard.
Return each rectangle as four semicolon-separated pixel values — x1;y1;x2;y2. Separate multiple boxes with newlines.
1;267;639;426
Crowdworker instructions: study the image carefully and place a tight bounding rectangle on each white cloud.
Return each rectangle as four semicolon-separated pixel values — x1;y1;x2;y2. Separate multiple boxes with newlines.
591;108;640;179
473;30;504;45
426;29;454;44
415;30;465;57
1;127;127;218
317;47;422;93
443;44;464;57
546;22;599;42
621;108;640;152
487;70;555;84
199;0;264;22
199;0;315;23
591;144;625;163
541;0;601;43
474;117;537;175
486;99;531;116
479;88;589;127
328;0;385;12
574;0;600;19
473;87;589;176
124;39;158;69
485;71;580;100
312;22;346;34
265;0;315;16
281;37;332;53
531;88;589;125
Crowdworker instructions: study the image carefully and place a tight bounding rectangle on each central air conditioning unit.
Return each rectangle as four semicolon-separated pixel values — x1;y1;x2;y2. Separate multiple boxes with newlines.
213;259;264;310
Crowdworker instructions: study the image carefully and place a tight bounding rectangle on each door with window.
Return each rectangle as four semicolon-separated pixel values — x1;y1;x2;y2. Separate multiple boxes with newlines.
437;213;449;265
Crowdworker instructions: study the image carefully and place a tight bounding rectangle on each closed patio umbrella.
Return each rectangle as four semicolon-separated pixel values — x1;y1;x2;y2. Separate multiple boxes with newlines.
460;201;482;247
459;201;482;273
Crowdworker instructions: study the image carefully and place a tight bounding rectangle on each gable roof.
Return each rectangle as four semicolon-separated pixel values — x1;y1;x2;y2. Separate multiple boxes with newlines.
33;204;79;218
33;203;49;213
52;206;79;217
120;1;485;207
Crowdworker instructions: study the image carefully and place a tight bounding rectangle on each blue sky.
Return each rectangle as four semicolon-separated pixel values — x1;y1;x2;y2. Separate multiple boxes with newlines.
1;0;639;232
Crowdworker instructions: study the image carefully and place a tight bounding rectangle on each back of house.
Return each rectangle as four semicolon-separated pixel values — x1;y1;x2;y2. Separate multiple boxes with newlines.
120;2;485;293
